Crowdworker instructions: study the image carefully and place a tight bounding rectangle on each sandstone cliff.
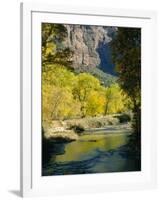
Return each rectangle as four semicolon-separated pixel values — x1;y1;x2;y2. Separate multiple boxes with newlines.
63;25;117;75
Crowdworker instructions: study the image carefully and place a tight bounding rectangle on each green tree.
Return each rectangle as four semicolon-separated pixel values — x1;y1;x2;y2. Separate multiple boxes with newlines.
111;28;141;151
42;23;73;70
41;23;75;126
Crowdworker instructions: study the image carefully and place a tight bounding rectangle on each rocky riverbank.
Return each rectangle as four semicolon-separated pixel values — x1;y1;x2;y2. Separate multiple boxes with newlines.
45;129;78;141
43;114;131;142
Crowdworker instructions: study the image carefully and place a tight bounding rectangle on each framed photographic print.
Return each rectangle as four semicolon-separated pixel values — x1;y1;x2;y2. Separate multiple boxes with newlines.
20;2;157;197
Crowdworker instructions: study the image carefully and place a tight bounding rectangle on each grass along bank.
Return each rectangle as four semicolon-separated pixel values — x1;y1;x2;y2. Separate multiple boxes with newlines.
43;114;132;141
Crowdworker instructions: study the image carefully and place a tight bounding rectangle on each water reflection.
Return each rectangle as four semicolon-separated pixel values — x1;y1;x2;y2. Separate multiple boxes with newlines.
55;133;128;162
42;131;141;176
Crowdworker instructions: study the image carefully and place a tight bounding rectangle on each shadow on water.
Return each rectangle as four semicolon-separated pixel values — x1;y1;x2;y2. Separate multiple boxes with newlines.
42;130;141;176
42;136;67;166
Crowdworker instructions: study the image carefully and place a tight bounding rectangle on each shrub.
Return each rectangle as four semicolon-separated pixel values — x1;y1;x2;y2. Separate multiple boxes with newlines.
115;113;131;123
69;124;85;133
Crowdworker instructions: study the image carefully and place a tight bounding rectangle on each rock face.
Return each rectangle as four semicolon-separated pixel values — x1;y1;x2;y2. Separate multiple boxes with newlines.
64;25;117;75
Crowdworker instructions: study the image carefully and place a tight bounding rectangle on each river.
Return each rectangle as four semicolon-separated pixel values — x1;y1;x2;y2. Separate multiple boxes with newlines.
42;130;141;176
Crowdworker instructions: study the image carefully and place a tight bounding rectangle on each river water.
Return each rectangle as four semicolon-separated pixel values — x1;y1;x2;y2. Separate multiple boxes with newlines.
42;130;141;176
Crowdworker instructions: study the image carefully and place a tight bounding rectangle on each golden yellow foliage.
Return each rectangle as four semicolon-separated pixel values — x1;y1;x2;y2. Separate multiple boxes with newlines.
104;84;126;114
86;91;106;116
